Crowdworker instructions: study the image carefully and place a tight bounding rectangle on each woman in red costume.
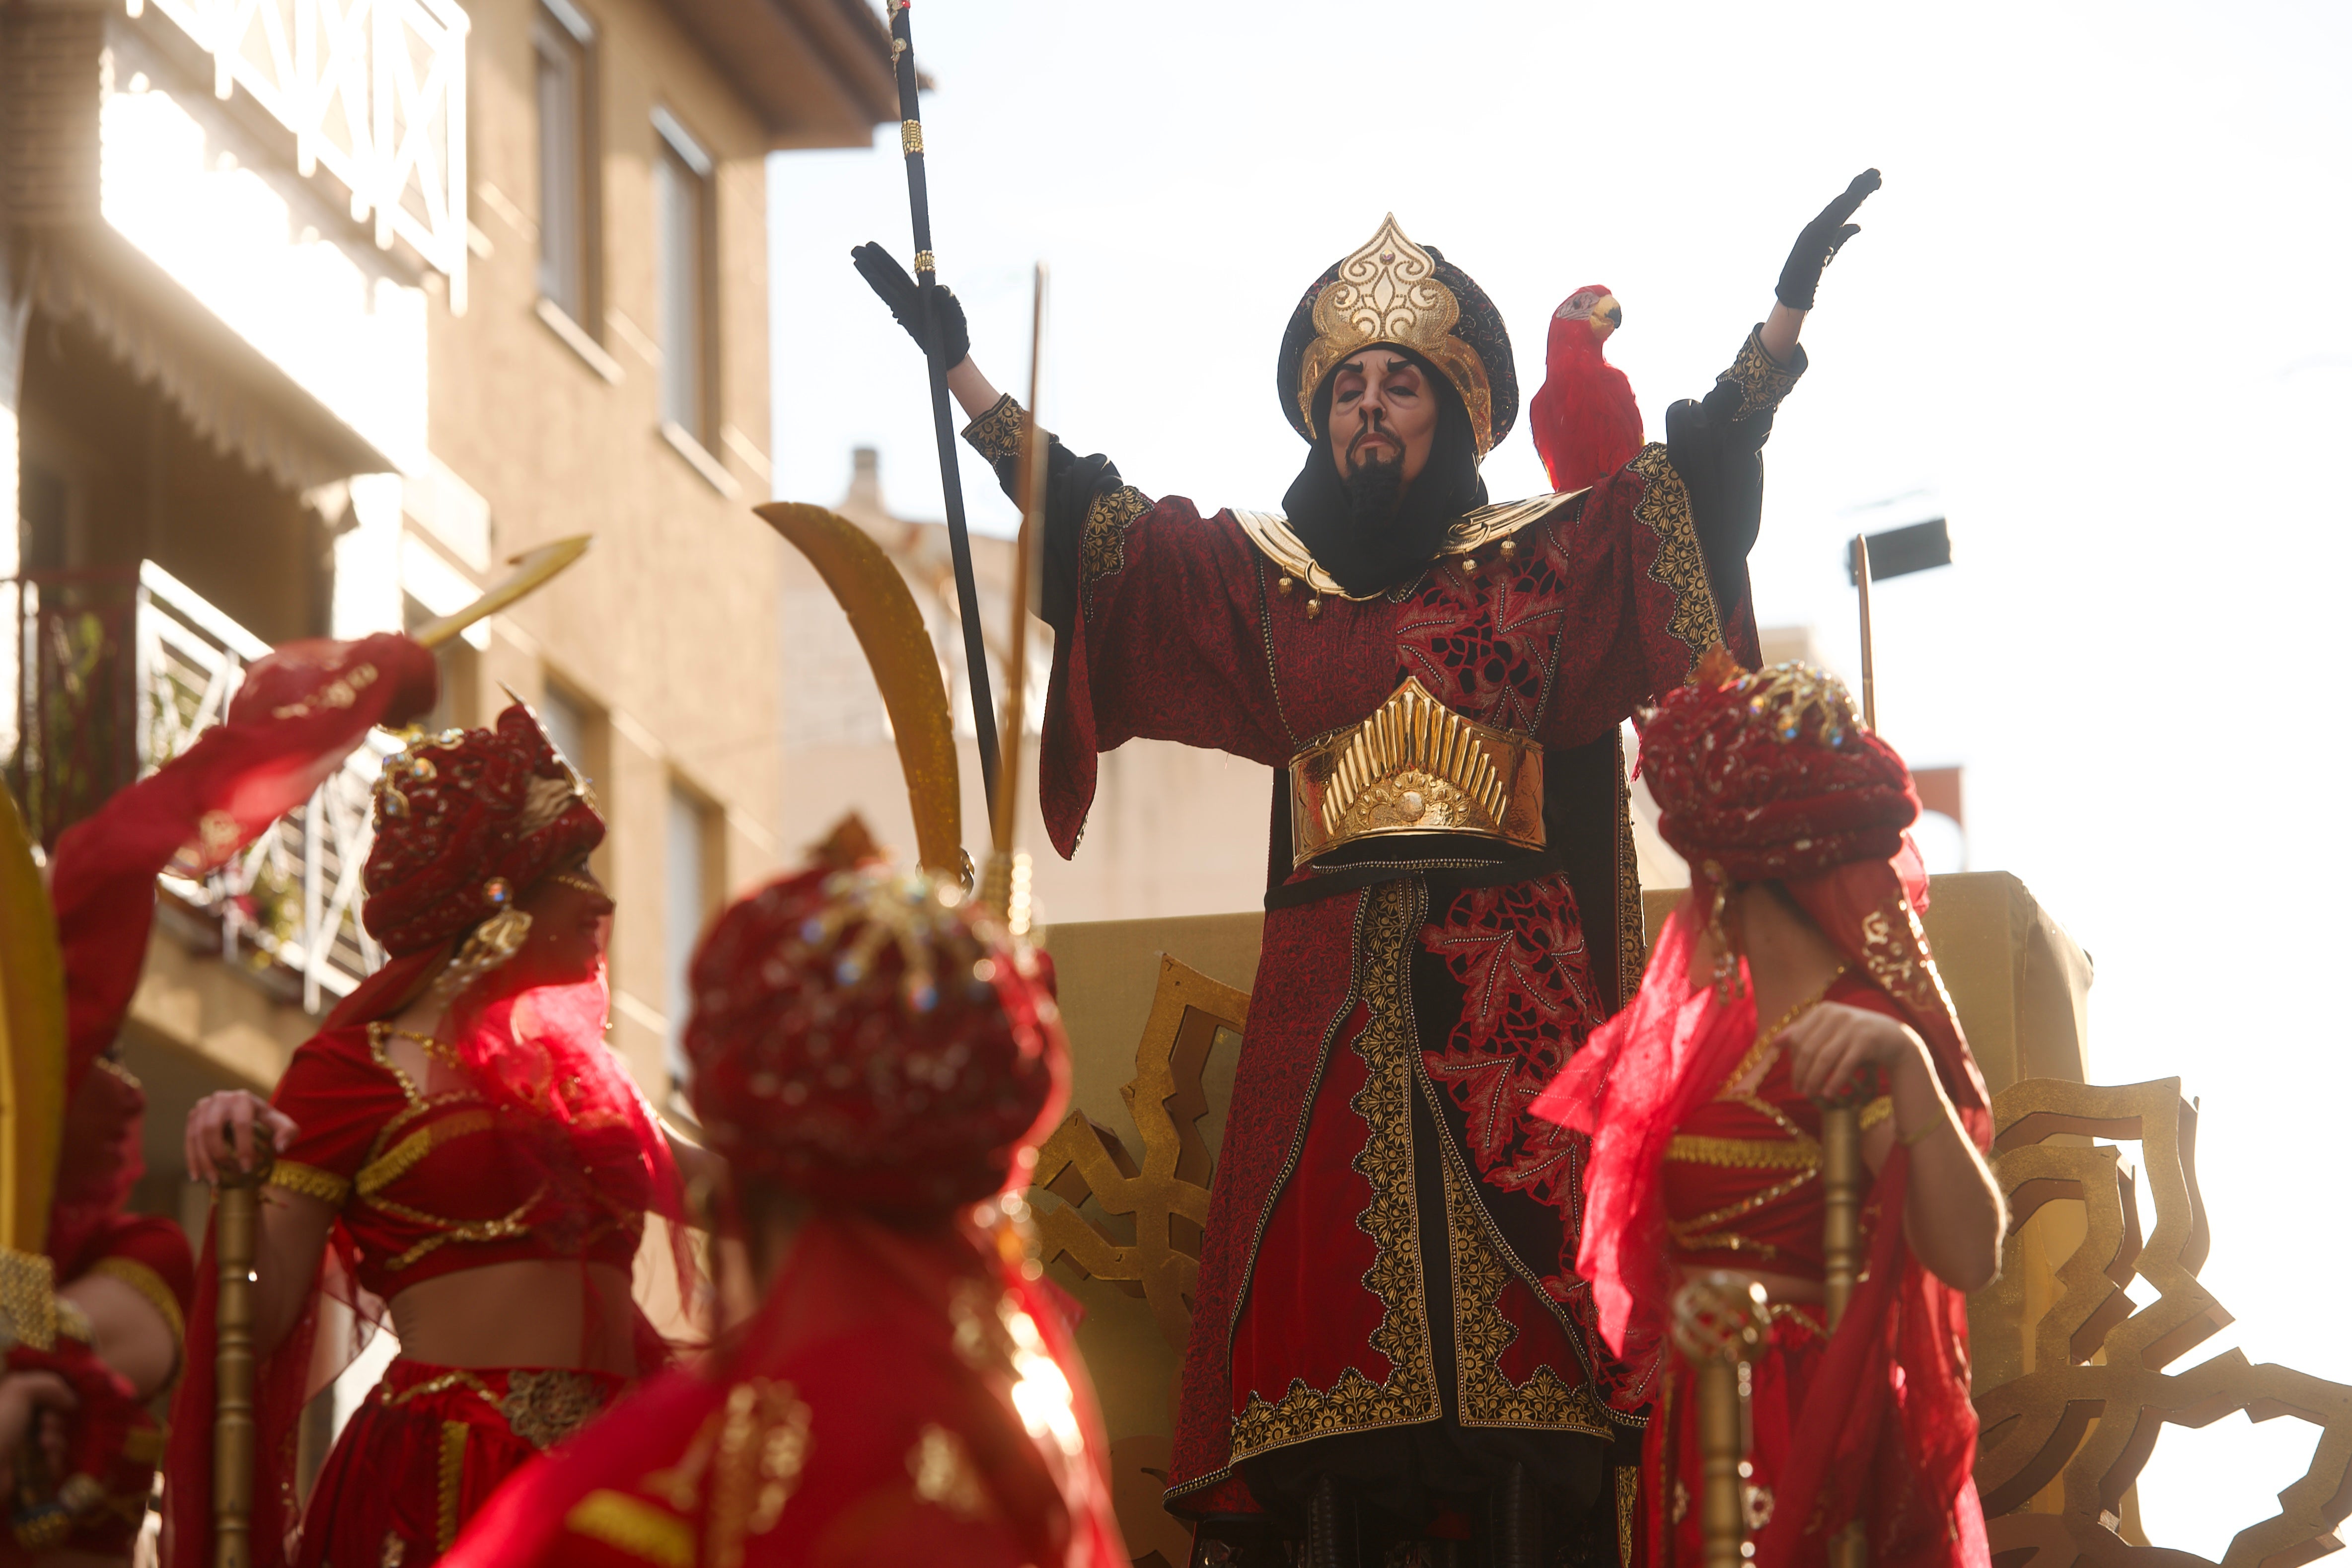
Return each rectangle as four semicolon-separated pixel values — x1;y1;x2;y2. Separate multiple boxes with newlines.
439;821;1125;1568
162;698;693;1568
0;629;438;1560
1532;651;2001;1567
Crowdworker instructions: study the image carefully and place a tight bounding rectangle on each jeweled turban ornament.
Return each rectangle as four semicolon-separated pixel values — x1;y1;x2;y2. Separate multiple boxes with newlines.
1277;214;1518;457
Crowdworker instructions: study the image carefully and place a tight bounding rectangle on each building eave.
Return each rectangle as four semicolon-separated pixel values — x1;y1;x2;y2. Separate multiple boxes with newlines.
656;0;897;150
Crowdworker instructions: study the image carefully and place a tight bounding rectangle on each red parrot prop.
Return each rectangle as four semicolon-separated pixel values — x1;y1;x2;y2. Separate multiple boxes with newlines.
1530;284;1641;494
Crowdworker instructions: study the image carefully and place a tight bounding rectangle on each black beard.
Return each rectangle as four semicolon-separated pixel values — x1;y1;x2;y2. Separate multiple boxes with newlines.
1342;447;1406;532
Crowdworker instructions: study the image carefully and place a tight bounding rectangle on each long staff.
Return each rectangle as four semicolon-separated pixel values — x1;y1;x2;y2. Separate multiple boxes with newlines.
980;265;1047;920
1849;533;1876;729
886;0;1001;809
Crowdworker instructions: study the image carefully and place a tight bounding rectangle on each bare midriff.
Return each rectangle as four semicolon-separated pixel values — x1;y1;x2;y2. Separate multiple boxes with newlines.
386;1259;638;1373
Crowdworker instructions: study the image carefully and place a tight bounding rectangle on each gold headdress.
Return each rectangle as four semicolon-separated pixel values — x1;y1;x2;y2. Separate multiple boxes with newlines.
1292;215;1503;457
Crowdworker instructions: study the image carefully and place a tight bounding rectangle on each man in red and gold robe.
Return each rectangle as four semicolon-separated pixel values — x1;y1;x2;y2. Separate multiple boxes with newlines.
854;171;1881;1567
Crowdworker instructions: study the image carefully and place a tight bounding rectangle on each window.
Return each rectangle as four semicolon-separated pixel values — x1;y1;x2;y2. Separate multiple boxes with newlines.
651;109;714;443
664;783;715;1084
536;683;593;785
533;0;598;325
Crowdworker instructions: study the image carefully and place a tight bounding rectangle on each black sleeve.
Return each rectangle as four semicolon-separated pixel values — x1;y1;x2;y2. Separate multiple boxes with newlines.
960;395;1131;641
1661;328;1807;615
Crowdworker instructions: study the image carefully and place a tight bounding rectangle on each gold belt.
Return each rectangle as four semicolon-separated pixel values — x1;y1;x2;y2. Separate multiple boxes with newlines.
1286;676;1544;868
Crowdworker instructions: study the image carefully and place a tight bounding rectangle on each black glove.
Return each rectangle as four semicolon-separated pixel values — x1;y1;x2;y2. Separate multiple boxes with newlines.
1774;169;1882;310
850;241;971;366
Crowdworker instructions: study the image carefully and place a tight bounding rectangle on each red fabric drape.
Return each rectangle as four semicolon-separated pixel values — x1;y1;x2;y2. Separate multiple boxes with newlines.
1532;859;1990;1566
441;1208;1123;1568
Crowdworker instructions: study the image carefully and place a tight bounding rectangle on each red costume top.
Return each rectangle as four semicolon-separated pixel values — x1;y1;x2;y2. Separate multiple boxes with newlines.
162;701;687;1568
960;213;1802;1543
1534;654;1993;1567
442;834;1125;1568
6;632;434;1559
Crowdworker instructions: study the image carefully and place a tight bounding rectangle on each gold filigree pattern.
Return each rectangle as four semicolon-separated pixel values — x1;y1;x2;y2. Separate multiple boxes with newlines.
1720;326;1804;421
1298;216;1496;455
1628;445;1722;672
356;1110;496;1198
1442;1147;1614;1435
437;1421;467;1550
1081;485;1152;596
959;394;1025;467
1857;900;1962;1044
264;1160;351;1206
501;1369;612;1449
1227;882;1438;1463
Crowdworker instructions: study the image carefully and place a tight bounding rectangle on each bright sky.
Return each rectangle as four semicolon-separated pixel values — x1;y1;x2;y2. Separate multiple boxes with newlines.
770;1;2352;1548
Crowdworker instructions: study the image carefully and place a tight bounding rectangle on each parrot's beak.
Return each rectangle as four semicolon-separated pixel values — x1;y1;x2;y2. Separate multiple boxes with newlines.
1593;296;1623;335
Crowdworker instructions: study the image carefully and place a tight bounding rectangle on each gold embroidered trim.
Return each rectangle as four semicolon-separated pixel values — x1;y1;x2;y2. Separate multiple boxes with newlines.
87;1258;186;1350
1628;445;1722;675
437;1420;467;1550
265;1160;351;1207
959;394;1024;466
1227;882;1438;1463
1617;1466;1639;1568
501;1369;612;1449
1443;1142;1614;1436
1861;1095;1893;1131
1721;325;1805;421
1229;494;1579;604
1612;726;1643;1008
376;1186;547;1272
383;1369;497;1407
1081;485;1151;594
357;1110;497;1198
1667;1132;1819;1171
565;1491;694;1568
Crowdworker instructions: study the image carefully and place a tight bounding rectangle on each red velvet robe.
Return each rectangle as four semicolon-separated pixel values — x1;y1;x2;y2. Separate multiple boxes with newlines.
964;333;1797;1521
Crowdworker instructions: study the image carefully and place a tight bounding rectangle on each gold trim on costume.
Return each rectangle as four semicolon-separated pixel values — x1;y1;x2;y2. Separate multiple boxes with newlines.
899;119;923;155
1442;1145;1614;1436
1226;882;1439;1465
265;1160;352;1207
357;1111;497;1199
1297;215;1496;455
437;1421;468;1550
1627;445;1722;672
959;393;1025;467
1286;677;1544;868
1231;491;1582;604
501;1368;611;1449
1720;325;1806;421
89;1257;187;1349
565;1492;694;1568
1081;485;1152;596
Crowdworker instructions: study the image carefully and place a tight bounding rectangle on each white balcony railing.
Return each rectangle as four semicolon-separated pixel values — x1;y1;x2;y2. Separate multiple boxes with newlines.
128;0;470;311
139;562;397;1012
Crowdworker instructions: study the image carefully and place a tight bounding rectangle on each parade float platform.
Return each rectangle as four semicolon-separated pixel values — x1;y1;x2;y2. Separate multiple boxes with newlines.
1037;873;2352;1568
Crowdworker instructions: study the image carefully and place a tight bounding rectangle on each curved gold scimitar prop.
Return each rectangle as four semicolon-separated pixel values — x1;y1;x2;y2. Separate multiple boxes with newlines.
411;535;592;651
0;785;65;1256
755;502;964;880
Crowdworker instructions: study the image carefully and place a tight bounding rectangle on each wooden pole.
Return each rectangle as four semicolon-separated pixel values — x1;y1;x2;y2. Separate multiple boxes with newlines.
213;1146;272;1568
1851;533;1876;729
1671;1274;1766;1568
980;264;1046;927
1822;1089;1867;1566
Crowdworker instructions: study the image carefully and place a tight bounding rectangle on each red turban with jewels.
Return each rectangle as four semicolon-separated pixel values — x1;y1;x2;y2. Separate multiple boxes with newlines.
1639;649;1918;881
683;834;1068;1216
362;701;604;956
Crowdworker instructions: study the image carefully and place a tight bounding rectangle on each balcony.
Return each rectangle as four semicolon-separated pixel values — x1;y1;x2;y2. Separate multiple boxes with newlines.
4;565;395;1013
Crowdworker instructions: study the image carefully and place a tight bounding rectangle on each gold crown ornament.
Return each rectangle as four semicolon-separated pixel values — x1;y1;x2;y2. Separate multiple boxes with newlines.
1297;215;1498;456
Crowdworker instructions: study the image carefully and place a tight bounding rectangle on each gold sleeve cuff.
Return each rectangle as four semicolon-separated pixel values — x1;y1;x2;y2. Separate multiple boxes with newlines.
1859;1095;1894;1131
267;1159;352;1207
1721;324;1808;420
959;393;1026;466
87;1258;185;1350
565;1490;695;1567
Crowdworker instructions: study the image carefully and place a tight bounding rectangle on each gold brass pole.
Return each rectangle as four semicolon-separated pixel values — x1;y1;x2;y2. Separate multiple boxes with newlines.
1671;1273;1767;1568
1821;1092;1867;1567
1850;533;1876;729
1821;1101;1863;1330
213;1142;273;1568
